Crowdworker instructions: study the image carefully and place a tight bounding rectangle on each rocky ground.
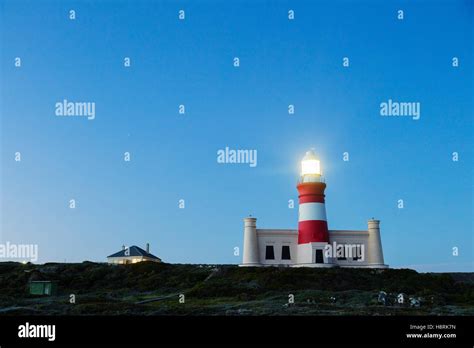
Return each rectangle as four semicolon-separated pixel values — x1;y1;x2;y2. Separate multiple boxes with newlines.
0;261;473;315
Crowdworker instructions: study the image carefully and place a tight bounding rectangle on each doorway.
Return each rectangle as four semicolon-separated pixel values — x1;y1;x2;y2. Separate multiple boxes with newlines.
315;249;324;264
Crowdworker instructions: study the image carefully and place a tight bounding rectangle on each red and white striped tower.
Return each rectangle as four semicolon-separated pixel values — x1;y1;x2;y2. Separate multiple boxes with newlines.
297;150;329;245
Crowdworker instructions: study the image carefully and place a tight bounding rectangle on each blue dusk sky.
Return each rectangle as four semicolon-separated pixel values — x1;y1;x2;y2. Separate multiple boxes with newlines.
0;0;472;271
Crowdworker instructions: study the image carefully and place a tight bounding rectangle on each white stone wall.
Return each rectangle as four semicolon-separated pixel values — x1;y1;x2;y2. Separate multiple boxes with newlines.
328;230;370;267
256;229;297;266
242;222;388;268
295;242;334;267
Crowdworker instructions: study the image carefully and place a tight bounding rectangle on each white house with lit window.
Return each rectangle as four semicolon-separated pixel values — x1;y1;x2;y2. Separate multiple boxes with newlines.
107;244;162;264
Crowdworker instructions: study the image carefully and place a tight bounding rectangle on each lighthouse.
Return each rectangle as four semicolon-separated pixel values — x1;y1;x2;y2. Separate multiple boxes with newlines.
297;150;329;244
295;150;334;266
240;149;387;268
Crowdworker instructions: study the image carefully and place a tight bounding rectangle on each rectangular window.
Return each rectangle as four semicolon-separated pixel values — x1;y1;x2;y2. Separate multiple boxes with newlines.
281;246;291;260
265;245;275;260
315;249;324;264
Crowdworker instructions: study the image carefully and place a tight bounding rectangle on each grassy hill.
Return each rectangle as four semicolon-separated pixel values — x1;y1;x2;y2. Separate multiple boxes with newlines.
0;261;473;315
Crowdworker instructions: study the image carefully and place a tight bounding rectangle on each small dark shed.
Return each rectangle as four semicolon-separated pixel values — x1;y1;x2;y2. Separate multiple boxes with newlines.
29;281;58;296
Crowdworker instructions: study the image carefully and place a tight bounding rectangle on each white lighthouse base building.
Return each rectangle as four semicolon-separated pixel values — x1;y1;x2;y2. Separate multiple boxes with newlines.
241;217;388;268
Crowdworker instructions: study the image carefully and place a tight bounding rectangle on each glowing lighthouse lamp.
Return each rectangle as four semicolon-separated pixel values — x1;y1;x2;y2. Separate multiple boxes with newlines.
301;150;322;180
296;149;333;267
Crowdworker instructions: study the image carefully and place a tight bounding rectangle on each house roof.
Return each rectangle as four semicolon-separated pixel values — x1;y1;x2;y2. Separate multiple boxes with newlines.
107;245;161;261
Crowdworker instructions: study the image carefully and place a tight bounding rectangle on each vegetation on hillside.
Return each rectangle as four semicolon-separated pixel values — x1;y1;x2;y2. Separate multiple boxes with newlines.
0;262;472;315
